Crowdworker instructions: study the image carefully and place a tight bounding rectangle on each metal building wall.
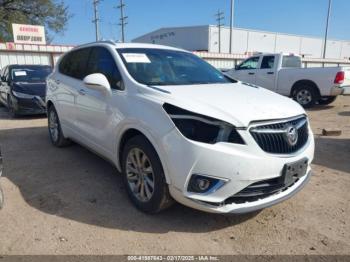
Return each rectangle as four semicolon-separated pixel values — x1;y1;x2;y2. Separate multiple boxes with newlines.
208;26;350;59
132;26;350;60
0;43;73;69
132;26;210;51
0;52;51;68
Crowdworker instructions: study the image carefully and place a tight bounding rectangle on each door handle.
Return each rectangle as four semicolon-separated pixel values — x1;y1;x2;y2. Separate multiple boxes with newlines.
78;89;86;95
267;72;274;75
54;79;60;84
248;72;255;75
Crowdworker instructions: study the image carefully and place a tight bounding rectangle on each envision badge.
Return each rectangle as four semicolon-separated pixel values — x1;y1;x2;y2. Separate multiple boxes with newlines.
285;125;298;146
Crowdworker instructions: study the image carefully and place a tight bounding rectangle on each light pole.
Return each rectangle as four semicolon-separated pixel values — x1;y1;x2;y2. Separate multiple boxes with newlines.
92;0;100;41
117;0;128;43
229;0;234;54
323;0;332;59
215;10;224;53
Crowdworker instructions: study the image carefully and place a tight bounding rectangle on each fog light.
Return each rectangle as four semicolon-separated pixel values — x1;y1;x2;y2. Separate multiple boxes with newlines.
187;174;227;194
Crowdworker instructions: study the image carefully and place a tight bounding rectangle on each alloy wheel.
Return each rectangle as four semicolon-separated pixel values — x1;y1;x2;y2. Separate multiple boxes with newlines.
126;148;155;202
296;89;312;105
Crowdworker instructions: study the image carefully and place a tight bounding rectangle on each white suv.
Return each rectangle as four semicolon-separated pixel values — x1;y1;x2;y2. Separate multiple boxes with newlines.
46;41;314;214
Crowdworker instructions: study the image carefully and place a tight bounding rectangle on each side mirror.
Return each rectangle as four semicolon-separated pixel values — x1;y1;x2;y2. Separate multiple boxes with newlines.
234;65;239;70
83;73;111;94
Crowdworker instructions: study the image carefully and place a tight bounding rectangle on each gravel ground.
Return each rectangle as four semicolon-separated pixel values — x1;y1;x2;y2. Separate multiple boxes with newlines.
0;96;349;255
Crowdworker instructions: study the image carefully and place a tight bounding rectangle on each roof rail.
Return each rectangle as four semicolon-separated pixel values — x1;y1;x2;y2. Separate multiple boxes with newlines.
97;39;117;45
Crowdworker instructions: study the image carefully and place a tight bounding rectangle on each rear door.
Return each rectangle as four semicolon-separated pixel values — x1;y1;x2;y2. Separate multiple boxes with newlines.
255;55;277;91
229;56;260;84
51;48;91;131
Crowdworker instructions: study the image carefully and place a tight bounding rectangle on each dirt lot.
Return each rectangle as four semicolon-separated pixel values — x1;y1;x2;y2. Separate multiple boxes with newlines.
0;97;349;255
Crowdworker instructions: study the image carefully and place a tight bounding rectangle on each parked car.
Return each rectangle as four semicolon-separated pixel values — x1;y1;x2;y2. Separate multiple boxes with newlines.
0;64;52;117
46;42;314;214
226;53;350;108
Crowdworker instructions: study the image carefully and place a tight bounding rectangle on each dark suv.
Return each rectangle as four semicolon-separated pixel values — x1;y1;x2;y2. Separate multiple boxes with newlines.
0;65;52;117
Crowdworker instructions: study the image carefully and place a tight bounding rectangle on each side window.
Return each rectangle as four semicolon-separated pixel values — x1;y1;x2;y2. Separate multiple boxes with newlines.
260;56;275;69
59;54;71;76
59;48;91;79
86;47;122;90
237;57;259;70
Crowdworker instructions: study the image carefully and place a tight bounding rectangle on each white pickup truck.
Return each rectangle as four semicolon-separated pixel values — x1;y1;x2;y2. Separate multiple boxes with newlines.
226;53;350;108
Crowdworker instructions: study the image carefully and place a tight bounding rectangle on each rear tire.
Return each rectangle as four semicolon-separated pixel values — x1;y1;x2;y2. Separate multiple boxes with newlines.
47;105;71;147
122;135;173;213
292;85;318;108
318;96;337;105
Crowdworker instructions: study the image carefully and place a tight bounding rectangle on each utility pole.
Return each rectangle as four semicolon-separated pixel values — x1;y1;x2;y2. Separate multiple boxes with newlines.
229;0;234;53
92;0;100;41
117;0;128;42
323;0;332;59
215;10;224;53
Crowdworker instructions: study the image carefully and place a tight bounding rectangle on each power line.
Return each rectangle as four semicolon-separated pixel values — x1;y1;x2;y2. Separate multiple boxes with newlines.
92;0;100;41
215;10;224;53
117;0;128;42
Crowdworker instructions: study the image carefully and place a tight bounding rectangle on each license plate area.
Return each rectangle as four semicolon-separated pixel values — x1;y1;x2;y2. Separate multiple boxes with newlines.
281;158;308;187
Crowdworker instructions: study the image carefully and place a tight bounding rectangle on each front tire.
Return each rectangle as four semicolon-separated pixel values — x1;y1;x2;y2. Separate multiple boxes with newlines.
7;95;18;118
318;96;337;105
122;135;173;213
292;85;318;108
47;105;71;147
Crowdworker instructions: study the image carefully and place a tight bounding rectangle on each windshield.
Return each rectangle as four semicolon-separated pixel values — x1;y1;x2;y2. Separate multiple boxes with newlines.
11;66;52;83
117;48;233;86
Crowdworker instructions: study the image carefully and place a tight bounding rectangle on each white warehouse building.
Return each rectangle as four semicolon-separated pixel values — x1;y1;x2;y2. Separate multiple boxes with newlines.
132;25;350;60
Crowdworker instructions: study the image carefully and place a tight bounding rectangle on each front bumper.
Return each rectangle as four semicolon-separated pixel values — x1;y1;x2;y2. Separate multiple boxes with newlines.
11;95;46;115
169;171;311;214
161;125;314;214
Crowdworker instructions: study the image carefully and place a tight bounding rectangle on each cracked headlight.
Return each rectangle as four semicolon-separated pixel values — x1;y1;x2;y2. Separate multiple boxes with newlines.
163;103;245;144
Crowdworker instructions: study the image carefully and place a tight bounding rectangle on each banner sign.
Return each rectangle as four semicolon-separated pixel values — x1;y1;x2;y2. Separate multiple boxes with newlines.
12;24;46;45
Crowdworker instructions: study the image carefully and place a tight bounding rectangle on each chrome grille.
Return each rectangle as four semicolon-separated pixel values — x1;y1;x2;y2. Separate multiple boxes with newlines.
250;116;309;154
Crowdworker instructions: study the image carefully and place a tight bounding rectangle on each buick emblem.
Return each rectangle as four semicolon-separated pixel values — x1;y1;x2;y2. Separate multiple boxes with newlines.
285;125;298;146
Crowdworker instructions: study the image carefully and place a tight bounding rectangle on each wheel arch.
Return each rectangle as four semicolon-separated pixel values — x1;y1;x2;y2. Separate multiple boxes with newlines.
46;100;54;110
116;127;171;184
290;79;320;98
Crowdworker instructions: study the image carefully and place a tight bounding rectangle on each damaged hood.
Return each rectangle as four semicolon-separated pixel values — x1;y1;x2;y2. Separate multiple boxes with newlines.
146;82;306;127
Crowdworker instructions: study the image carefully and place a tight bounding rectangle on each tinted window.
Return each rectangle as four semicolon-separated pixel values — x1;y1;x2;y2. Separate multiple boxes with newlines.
282;56;302;68
86;47;122;89
237;57;259;70
260;56;275;69
117;48;233;86
59;48;91;79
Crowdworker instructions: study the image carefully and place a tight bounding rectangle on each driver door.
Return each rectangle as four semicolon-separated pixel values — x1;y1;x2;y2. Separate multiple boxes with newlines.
229;56;260;84
75;46;123;156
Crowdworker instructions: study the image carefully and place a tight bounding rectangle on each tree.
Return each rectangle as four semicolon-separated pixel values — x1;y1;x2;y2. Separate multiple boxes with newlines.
0;0;71;43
